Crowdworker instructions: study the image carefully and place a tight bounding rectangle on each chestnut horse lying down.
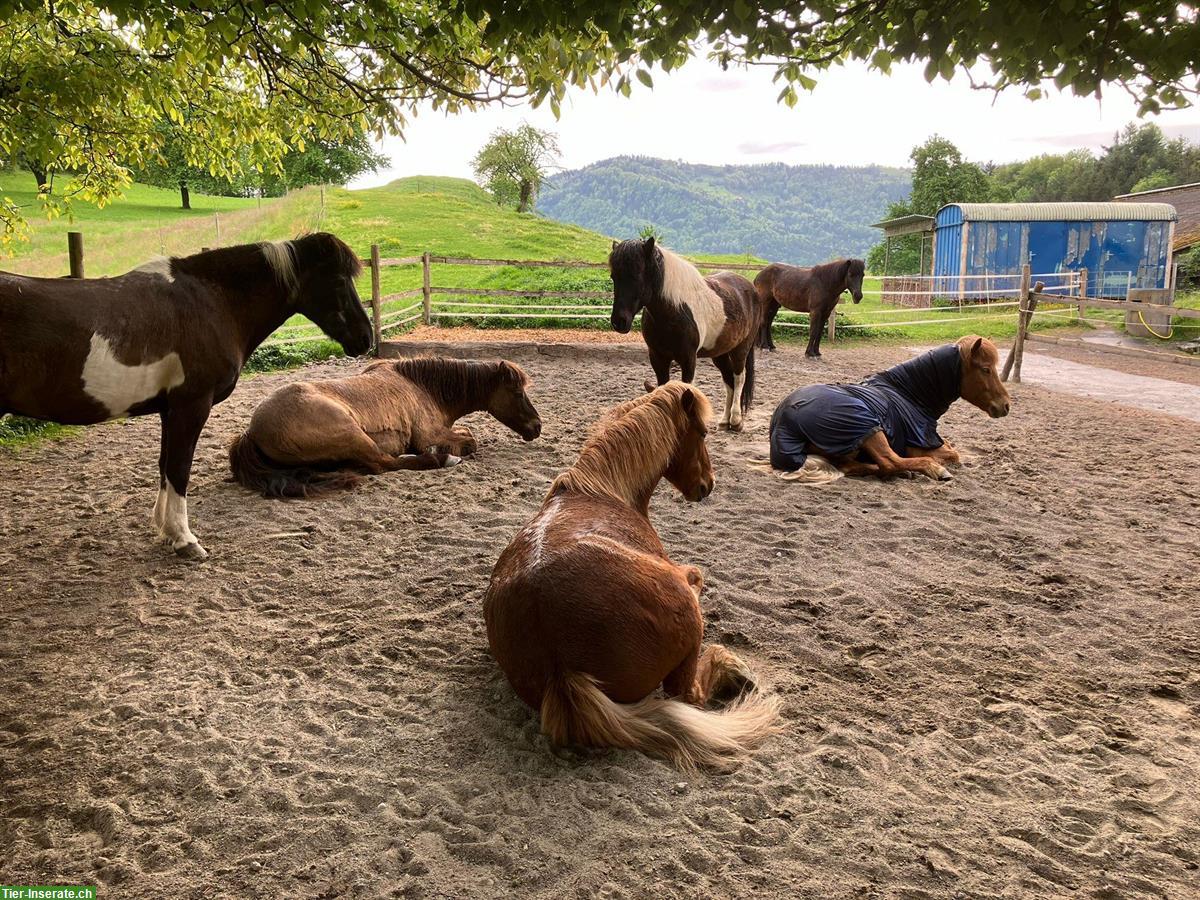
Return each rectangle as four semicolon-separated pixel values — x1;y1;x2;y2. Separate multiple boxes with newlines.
229;357;541;497
768;336;1010;481
485;382;780;770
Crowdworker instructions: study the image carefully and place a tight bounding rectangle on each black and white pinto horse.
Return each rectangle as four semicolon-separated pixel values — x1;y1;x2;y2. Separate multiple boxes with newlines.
609;237;762;431
0;233;373;559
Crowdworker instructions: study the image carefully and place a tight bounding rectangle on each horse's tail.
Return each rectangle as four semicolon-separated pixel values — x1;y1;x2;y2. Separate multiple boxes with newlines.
227;432;360;498
741;339;756;412
540;671;780;772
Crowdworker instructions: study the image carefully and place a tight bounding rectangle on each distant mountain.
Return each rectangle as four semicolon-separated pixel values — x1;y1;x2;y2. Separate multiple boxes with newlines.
537;156;911;265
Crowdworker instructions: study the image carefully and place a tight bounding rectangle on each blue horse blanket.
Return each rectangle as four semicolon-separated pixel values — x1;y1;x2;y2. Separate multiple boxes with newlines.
769;344;962;471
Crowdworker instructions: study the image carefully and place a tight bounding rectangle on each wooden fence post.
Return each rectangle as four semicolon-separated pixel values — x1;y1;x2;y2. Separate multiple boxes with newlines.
422;251;432;325
1002;264;1032;382
827;307;836;342
370;244;383;353
1077;267;1088;322
67;232;84;278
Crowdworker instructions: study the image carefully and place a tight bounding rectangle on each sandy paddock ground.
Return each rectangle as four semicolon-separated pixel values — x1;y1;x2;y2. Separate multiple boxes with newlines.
1;340;1197;899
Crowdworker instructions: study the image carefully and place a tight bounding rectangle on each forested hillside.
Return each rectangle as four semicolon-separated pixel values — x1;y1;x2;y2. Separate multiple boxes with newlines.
537;156;910;264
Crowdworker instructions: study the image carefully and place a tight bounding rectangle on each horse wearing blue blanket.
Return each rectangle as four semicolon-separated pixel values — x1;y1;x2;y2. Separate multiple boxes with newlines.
769;336;1009;481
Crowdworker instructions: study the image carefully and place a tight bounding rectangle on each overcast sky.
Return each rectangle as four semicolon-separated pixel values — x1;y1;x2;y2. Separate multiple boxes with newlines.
353;57;1200;188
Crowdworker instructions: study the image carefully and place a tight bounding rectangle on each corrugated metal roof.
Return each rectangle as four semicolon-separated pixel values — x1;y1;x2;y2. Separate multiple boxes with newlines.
870;214;935;236
1115;181;1200;199
944;202;1177;222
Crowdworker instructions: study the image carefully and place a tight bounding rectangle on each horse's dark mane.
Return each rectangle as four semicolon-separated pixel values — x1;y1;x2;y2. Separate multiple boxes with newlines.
169;232;362;286
385;356;527;406
810;257;864;285
609;238;664;293
289;232;364;279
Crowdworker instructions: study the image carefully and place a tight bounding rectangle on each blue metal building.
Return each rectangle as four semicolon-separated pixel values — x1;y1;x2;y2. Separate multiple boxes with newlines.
932;202;1177;299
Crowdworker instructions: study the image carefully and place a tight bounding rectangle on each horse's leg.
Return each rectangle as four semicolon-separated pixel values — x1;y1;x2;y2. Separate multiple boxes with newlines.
858;431;950;481
805;304;828;358
758;300;779;351
906;443;961;467
711;355;736;429
159;398;213;560
152;410;168;533
726;348;750;432
678;352;696;384
644;348;672;393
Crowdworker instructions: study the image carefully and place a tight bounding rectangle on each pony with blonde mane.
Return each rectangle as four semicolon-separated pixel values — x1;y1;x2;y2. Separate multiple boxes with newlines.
609;237;763;431
484;382;780;770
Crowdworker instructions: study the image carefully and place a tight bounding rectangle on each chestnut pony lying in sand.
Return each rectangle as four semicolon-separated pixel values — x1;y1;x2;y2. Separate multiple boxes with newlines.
768;335;1009;482
485;382;780;770
229;357;541;497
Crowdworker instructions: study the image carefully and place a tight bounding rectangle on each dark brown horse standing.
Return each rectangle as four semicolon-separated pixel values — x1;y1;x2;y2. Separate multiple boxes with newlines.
0;233;373;558
756;258;865;357
229;357;542;497
609;237;762;431
485;383;780;770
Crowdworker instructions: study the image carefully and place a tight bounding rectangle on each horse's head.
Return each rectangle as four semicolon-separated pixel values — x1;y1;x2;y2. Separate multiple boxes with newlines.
488;361;542;441
608;237;661;333
843;258;865;304
284;233;374;357
958;336;1010;418
664;385;715;502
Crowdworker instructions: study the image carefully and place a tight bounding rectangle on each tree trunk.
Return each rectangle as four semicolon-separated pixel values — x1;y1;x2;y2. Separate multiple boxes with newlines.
180;182;191;210
518;179;533;213
29;163;48;193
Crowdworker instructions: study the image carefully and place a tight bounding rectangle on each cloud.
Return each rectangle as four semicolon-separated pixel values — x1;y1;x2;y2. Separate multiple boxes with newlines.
737;139;807;155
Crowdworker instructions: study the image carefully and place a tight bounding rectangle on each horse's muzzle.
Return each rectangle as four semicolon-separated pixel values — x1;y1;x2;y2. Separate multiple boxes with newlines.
852;293;863;304
990;400;1010;418
611;312;633;334
690;478;714;502
523;420;542;441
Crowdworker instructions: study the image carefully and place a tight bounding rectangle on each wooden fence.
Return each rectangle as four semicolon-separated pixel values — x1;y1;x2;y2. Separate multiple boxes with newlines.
357;248;764;344
1002;263;1200;380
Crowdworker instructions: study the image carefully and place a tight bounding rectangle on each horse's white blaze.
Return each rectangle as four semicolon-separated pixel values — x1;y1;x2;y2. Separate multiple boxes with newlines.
659;247;727;351
133;256;175;282
729;371;746;427
82;334;185;419
159;483;197;549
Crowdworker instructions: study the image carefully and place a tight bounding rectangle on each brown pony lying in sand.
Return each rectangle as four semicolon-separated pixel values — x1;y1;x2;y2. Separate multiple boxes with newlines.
229;357;541;497
485;382;780;770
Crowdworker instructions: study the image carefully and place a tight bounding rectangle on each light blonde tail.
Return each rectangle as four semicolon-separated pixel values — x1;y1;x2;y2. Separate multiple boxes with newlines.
540;672;780;771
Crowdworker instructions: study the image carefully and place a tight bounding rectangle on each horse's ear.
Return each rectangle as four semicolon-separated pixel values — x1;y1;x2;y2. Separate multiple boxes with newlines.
499;359;525;384
970;336;986;363
841;258;852;278
680;387;695;413
644;236;656;256
611;239;618;251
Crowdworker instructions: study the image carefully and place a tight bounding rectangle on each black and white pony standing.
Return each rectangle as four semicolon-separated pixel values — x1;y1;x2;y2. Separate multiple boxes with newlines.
0;233;374;559
609;237;762;431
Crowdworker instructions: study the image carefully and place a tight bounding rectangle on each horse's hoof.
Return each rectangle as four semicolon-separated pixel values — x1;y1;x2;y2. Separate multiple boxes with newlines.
727;420;744;433
175;542;209;561
442;454;463;468
935;467;953;481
